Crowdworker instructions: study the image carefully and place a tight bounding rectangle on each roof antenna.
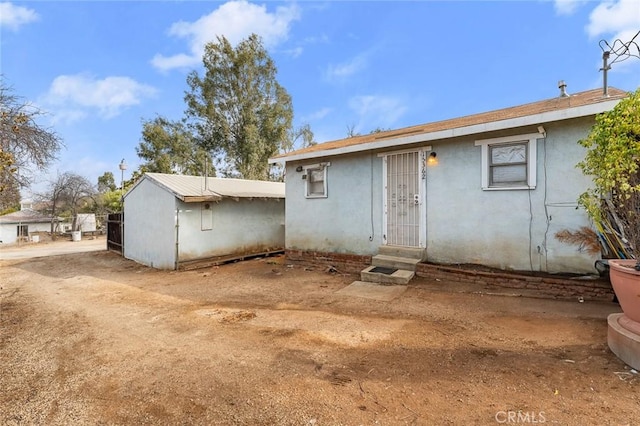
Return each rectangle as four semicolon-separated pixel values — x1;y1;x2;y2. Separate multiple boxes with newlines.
558;80;569;98
599;30;640;97
600;51;611;97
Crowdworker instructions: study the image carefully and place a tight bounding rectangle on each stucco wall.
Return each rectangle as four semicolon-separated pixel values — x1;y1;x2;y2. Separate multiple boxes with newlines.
176;198;285;263
425;119;596;273
0;222;51;244
285;153;384;256
123;179;177;269
285;118;599;274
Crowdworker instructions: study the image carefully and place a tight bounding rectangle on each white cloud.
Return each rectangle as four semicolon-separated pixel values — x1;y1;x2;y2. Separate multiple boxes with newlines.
0;2;39;30
41;74;158;122
283;46;304;58
348;95;408;132
152;0;300;71
586;0;640;73
326;53;368;81
303;107;332;122
587;0;640;39
553;0;586;15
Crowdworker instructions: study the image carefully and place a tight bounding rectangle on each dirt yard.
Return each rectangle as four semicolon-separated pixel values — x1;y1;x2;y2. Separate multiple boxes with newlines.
1;239;638;425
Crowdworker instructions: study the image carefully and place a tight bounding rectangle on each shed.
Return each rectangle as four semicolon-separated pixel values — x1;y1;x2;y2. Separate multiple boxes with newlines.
123;173;285;269
0;209;55;244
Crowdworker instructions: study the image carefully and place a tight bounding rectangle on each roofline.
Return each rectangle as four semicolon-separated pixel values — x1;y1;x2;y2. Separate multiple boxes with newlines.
124;173;284;201
123;174;223;202
269;98;621;164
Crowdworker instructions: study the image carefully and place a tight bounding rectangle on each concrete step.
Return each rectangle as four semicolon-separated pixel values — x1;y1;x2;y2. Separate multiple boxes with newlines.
372;254;421;271
378;245;426;261
360;265;415;285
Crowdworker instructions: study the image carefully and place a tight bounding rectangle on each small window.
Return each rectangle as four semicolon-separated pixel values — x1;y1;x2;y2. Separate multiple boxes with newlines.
17;225;28;237
489;142;528;187
475;133;541;190
304;163;330;198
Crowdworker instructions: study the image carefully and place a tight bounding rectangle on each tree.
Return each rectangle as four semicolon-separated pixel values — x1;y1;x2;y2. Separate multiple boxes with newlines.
185;34;293;180
577;88;640;266
1;80;63;193
42;172;95;235
136;116;214;176
97;172;116;193
282;123;316;154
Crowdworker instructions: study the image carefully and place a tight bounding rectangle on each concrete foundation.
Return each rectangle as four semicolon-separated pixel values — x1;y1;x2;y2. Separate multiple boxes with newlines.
608;313;640;370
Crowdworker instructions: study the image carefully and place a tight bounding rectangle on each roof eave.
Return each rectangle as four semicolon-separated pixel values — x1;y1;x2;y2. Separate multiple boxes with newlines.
269;99;621;164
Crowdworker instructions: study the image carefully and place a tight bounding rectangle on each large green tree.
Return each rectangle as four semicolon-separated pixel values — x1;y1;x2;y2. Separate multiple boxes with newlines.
137;116;214;176
185;34;293;180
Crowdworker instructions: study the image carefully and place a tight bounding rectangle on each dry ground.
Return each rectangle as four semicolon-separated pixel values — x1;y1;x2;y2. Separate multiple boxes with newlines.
1;238;638;425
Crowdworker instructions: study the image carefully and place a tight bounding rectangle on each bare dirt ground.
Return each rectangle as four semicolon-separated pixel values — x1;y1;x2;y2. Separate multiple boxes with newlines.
1;238;638;425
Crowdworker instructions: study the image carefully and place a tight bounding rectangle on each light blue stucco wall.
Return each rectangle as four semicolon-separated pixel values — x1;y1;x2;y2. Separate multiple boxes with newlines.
124;178;285;269
123;178;177;269
285;153;384;255
285;118;599;274
176;197;284;263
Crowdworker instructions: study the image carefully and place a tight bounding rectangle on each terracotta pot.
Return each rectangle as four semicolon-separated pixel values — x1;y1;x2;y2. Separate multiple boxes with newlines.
609;259;640;323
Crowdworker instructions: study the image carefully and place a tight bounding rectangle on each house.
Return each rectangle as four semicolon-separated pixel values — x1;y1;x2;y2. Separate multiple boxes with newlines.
0;208;56;244
270;86;629;278
123;173;285;269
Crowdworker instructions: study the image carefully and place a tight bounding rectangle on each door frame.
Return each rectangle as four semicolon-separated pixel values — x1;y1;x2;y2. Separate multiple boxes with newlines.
379;146;431;248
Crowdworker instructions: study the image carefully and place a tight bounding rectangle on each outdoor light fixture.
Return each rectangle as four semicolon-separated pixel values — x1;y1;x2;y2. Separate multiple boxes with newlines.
427;151;438;165
296;165;304;172
118;158;127;191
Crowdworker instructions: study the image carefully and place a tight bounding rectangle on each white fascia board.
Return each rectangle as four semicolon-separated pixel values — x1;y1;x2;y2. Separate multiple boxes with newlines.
270;99;621;164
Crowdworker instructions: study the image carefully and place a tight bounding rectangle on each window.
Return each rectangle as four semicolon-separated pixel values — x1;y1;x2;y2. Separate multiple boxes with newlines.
475;133;541;190
303;162;330;198
17;225;28;237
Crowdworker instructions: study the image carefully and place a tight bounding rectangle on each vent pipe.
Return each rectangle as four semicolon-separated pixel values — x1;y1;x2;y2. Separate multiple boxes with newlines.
558;80;569;98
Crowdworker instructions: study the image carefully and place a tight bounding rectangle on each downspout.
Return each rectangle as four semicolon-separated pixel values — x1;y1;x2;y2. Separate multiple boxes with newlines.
175;207;180;270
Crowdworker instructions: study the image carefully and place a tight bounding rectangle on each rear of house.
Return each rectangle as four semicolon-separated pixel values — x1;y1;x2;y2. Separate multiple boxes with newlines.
271;87;628;275
123;173;285;269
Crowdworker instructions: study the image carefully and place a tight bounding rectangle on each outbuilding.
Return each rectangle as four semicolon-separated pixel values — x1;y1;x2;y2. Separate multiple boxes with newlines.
123;173;285;269
0;208;55;244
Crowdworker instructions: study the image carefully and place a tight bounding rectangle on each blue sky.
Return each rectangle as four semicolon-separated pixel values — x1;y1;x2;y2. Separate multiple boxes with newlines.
1;0;639;195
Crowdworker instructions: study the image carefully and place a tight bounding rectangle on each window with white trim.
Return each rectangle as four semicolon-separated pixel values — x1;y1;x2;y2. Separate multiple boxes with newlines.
303;162;330;198
475;133;541;190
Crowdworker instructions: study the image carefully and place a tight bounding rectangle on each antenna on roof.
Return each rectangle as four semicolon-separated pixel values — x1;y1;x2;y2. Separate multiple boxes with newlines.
599;30;640;97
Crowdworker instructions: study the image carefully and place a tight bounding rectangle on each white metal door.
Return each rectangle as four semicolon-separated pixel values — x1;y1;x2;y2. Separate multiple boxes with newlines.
384;151;423;247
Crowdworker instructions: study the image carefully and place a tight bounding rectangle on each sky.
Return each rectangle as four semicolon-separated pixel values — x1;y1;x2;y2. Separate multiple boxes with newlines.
1;0;639;196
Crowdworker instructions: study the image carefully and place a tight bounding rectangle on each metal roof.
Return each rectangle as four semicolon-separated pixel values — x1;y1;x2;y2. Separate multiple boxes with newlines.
128;173;285;203
270;87;629;163
0;209;55;224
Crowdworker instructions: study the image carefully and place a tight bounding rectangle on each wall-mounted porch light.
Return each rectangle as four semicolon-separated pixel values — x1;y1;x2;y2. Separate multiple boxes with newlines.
427;151;438;165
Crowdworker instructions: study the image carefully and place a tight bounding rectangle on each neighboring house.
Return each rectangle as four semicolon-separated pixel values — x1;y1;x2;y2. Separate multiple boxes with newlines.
270;87;628;275
0;208;56;244
123;173;285;269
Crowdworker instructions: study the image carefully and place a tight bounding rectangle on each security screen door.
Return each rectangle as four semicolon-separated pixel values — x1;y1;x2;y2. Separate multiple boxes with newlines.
384;151;422;247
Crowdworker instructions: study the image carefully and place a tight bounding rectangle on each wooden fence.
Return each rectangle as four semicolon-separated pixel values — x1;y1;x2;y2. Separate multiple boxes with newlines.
107;213;123;254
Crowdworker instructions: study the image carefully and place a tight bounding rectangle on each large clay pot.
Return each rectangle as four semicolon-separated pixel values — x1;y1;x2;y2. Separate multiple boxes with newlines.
609;259;640;323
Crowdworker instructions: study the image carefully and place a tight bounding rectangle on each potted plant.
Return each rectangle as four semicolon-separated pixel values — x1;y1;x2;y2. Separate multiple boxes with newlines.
577;88;640;321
